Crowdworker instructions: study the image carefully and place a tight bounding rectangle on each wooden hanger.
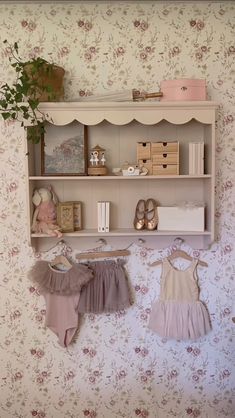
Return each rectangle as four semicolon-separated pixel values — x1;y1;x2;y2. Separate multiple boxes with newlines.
50;254;72;268
150;249;208;267
76;249;130;260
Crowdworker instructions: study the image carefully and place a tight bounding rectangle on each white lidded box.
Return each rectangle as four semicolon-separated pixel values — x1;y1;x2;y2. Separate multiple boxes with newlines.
157;206;205;231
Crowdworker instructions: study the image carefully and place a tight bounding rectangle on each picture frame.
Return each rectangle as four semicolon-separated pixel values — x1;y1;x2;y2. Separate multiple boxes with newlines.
57;201;83;232
57;202;74;232
41;121;88;176
73;201;82;231
67;201;82;231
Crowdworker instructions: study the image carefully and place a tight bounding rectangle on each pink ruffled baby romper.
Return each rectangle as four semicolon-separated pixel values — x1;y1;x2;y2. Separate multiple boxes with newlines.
148;257;211;340
29;261;94;347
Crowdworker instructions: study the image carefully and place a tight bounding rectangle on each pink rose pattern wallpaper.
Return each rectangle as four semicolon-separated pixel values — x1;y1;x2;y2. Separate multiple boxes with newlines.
0;2;234;418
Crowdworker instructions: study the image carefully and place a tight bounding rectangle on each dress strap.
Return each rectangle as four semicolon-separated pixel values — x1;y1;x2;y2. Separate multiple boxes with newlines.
162;257;171;274
191;258;198;270
190;258;199;282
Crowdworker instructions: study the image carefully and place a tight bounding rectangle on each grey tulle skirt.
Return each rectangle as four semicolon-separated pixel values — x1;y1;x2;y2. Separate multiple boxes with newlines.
77;259;132;313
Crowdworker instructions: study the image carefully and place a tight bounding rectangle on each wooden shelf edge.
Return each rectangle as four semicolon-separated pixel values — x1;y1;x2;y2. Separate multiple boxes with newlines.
29;175;212;180
31;229;211;238
32;101;219;127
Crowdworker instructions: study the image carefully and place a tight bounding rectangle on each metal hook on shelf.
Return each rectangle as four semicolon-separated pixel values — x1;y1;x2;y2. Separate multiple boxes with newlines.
124;237;146;250
174;237;184;248
96;238;107;245
58;239;66;246
34;238;72;255
95;237;146;250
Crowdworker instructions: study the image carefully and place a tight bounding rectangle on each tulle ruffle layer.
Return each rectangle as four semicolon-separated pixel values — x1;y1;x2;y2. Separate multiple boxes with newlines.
28;260;94;295
78;260;132;313
149;299;211;340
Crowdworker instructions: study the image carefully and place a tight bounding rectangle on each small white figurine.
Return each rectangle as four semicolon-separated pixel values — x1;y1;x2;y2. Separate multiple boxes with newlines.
88;145;108;176
100;152;106;166
93;151;99;166
89;152;95;166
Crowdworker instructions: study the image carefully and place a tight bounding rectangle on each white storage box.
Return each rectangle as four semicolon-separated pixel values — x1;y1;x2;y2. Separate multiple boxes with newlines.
157;206;205;231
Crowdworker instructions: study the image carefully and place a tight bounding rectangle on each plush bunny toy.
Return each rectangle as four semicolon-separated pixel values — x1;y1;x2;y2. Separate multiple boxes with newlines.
31;186;62;237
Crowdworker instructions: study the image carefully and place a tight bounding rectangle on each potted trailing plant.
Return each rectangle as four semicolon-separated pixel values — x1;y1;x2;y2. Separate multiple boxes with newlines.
0;40;65;143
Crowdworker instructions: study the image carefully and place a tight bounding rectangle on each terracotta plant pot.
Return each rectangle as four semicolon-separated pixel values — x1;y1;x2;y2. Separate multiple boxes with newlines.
24;63;65;102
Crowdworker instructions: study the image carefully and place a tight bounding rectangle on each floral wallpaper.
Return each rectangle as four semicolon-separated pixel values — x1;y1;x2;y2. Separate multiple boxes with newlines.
0;2;234;418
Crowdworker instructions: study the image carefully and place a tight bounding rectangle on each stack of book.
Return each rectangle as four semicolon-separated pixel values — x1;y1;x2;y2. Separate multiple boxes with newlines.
97;201;110;232
189;142;204;175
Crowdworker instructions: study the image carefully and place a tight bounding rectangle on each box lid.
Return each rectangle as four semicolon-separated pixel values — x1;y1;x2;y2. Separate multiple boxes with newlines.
161;78;206;88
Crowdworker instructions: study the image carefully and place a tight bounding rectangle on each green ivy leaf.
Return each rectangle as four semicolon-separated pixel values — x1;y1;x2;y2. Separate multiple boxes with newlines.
2;112;11;120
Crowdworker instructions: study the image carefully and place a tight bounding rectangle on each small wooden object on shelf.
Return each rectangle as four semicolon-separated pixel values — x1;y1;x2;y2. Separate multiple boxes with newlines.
137;141;179;175
88;144;108;176
79;89;163;102
151;141;179;175
57;202;74;232
66;201;82;231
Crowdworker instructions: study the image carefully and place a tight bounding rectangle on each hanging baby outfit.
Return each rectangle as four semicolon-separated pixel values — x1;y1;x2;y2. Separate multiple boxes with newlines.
29;258;132;346
148;257;211;340
77;259;132;313
29;261;94;347
29;260;94;295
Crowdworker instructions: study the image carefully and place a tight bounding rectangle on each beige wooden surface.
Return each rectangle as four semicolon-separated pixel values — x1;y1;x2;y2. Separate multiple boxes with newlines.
25;101;217;249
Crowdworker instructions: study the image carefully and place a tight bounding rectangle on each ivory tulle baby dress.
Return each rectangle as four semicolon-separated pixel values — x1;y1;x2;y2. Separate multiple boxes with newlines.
148;257;211;340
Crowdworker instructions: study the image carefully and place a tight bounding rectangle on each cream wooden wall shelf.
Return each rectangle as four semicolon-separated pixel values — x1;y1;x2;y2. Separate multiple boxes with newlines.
25;101;218;250
37;101;217;125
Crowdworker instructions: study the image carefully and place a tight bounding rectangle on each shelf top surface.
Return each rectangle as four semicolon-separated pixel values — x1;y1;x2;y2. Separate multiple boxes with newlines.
38;100;218;109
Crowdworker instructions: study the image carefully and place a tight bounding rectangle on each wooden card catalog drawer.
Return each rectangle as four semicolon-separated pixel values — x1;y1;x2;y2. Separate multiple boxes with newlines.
138;159;152;175
137;142;151;160
152;141;179;153
152;152;178;165
152;164;179;175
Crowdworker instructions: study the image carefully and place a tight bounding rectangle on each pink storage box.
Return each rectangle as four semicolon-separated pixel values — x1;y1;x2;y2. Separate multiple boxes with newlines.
160;79;206;101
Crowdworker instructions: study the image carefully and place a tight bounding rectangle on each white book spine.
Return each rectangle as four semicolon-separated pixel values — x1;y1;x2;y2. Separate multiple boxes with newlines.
97;202;102;232
189;143;193;175
198;143;202;174
101;201;106;232
200;142;204;174
197;143;200;175
195;143;199;175
190;142;205;175
105;201;110;232
192;143;195;175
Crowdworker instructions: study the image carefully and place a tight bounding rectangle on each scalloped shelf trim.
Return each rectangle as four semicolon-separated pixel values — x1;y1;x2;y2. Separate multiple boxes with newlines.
37;101;218;126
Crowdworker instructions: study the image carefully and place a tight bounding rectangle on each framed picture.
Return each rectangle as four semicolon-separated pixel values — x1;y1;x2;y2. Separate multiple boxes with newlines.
72;201;82;231
57;202;74;232
41;121;88;176
57;201;82;232
67;201;82;231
